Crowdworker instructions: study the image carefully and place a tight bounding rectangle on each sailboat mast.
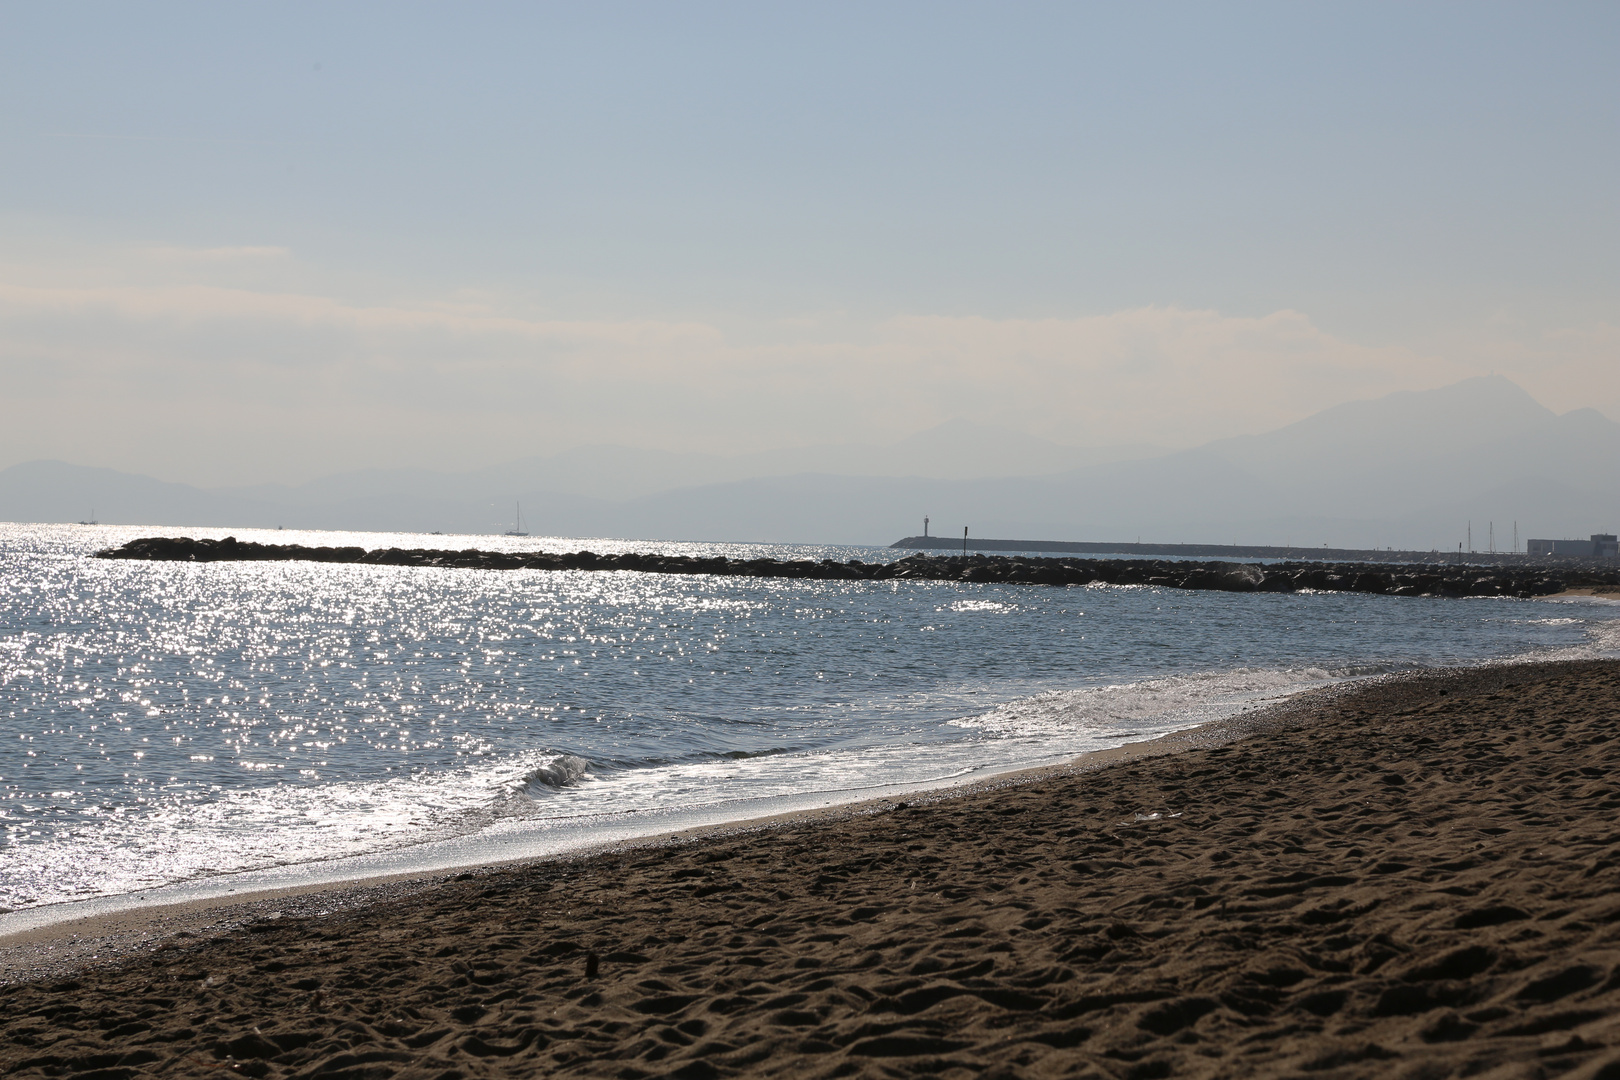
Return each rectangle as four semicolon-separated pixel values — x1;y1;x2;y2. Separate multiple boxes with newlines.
505;501;528;536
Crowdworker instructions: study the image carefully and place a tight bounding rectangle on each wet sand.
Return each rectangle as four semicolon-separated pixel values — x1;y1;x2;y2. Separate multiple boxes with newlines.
4;658;1620;1078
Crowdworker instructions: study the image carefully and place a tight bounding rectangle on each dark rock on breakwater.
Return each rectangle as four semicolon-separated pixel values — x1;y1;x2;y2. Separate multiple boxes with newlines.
94;536;1620;599
891;534;1615;567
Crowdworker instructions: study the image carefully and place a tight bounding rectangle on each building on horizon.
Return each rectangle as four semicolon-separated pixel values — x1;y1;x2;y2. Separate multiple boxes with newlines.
1526;534;1619;558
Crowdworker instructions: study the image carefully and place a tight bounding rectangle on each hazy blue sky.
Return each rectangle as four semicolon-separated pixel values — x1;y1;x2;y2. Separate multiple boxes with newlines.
2;2;1616;484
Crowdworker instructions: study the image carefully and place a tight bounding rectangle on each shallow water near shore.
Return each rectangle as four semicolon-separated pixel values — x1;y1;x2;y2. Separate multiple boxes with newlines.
3;522;1618;917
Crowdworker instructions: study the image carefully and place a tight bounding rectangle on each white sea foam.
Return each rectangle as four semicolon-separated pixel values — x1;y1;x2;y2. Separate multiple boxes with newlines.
950;666;1352;740
1;742;626;909
1533;615;1620;660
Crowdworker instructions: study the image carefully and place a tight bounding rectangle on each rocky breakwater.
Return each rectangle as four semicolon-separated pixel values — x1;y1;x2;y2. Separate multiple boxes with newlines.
95;536;1620;599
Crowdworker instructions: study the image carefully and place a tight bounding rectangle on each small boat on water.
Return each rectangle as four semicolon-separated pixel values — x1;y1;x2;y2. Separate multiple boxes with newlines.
504;502;528;537
78;509;99;525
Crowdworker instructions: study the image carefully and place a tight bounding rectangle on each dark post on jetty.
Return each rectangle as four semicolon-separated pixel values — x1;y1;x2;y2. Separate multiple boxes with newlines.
963;527;969;554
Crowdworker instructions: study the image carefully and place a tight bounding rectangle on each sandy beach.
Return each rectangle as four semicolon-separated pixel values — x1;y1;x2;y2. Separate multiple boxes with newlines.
3;658;1619;1079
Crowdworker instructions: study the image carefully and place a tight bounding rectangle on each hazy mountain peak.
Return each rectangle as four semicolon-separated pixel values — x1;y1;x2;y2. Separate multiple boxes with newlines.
1201;375;1560;471
1555;406;1620;430
1270;375;1552;441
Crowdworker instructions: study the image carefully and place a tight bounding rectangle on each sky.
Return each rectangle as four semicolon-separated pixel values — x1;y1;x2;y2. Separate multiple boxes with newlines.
1;1;1617;486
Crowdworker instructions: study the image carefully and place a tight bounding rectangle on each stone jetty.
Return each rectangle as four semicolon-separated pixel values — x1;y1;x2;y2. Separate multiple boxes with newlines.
93;536;1620;599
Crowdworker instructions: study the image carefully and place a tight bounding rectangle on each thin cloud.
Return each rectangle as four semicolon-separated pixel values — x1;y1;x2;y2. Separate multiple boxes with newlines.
145;246;293;263
0;276;1501;488
44;131;289;147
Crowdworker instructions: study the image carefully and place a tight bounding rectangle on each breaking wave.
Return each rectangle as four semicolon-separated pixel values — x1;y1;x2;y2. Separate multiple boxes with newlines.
515;754;592;797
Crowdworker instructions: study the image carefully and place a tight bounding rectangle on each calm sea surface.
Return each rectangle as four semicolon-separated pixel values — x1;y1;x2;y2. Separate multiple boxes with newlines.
3;522;1617;914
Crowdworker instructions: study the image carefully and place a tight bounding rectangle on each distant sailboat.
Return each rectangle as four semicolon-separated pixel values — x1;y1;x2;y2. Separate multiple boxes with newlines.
78;508;99;525
504;502;529;537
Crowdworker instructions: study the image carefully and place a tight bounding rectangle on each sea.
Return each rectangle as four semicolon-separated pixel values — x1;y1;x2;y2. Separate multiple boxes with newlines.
3;522;1618;927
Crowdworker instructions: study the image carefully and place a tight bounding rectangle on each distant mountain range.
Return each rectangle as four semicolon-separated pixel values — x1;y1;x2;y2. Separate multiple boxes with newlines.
3;376;1615;550
207;419;1161;506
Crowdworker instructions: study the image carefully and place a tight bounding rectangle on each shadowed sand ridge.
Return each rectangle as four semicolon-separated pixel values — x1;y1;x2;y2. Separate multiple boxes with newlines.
3;660;1620;1078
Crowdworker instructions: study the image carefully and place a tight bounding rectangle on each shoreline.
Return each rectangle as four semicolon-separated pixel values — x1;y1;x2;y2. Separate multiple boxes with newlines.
0;657;1560;980
4;657;1618;1077
0;680;1307;980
